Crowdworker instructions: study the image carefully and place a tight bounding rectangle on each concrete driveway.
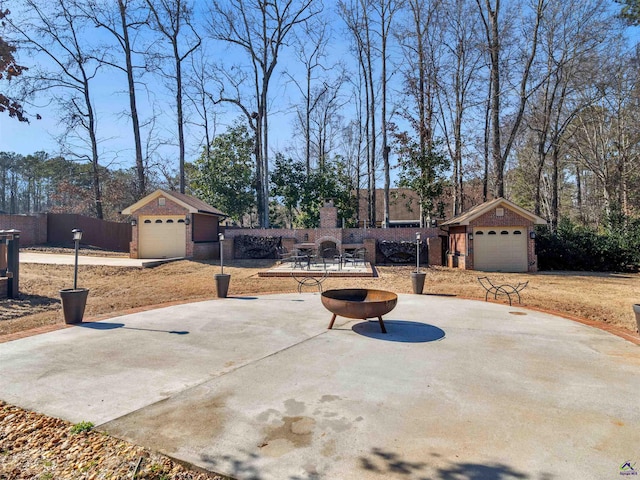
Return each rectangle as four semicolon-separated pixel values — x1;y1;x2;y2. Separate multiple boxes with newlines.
20;251;179;268
0;293;638;479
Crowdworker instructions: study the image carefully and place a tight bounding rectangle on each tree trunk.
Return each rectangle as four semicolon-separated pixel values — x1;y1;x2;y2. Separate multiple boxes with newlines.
118;0;145;199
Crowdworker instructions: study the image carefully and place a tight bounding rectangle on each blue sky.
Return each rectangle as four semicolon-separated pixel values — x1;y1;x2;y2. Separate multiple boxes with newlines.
0;0;350;174
1;0;639;181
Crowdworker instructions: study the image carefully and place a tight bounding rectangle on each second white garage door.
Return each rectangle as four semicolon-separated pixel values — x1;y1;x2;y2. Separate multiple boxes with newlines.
473;227;527;272
139;216;186;258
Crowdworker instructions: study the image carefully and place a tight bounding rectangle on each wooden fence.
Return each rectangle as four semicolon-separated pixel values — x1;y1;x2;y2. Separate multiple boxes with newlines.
47;214;131;252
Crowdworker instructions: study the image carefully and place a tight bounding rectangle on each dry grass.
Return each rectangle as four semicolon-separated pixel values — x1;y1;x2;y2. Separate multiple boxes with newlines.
2;255;639;339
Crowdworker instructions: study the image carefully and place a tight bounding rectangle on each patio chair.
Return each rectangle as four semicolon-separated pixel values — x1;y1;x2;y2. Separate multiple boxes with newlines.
276;246;292;261
344;247;366;267
321;247;342;269
276;246;297;266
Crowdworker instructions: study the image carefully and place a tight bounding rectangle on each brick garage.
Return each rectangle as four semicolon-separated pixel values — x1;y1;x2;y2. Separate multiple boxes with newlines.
121;189;227;260
441;197;547;272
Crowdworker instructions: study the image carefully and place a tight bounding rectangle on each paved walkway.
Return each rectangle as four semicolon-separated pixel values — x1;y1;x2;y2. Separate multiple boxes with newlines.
0;293;638;479
20;252;180;268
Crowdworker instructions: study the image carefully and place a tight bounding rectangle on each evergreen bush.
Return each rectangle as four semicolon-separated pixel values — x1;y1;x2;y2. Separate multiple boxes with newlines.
536;214;640;272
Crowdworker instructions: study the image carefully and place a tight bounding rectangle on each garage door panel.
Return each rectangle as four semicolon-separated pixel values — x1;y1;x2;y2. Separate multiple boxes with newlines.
139;216;186;258
473;227;527;272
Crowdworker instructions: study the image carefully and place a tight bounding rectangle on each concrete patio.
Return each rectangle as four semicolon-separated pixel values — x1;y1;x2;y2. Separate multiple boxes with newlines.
0;293;637;479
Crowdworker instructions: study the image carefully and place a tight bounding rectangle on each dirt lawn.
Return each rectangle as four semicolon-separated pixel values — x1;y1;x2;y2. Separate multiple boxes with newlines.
2;251;639;340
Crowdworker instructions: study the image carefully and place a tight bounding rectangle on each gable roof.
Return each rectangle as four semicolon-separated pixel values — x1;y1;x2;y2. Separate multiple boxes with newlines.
121;189;227;216
440;197;547;227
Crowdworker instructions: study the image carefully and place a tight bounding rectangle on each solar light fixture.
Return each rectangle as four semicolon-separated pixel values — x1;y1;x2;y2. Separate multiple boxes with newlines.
71;229;82;289
415;232;421;273
218;233;225;274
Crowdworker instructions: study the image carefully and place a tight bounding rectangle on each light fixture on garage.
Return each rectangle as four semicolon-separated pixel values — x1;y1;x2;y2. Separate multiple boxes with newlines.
468;232;473;241
184;216;190;225
530;231;536;239
130;219;137;227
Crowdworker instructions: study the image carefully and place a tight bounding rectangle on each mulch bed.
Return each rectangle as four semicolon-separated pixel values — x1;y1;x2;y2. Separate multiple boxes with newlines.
0;401;225;479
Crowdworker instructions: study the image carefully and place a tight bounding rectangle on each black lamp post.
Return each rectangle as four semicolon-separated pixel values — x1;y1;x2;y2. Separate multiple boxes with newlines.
219;232;225;275
72;228;83;289
411;231;426;294
60;228;88;324
415;232;421;273
215;232;230;298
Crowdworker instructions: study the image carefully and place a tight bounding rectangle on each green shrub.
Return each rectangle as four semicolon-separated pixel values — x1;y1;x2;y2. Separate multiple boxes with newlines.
536;216;640;272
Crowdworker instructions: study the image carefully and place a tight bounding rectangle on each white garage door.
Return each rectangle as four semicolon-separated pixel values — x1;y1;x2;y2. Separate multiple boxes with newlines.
139;216;186;258
473;227;527;272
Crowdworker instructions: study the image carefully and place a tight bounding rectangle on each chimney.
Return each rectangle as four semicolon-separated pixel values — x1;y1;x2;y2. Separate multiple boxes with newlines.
320;199;338;228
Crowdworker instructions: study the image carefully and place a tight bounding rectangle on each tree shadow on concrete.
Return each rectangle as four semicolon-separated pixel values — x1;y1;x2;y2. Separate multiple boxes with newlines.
359;447;556;480
197;447;555;480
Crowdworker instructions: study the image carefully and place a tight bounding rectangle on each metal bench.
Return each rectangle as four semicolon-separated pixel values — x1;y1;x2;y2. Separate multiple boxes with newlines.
478;276;528;306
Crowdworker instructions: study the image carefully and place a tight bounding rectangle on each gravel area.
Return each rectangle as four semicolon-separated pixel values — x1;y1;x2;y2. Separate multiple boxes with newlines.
0;401;225;479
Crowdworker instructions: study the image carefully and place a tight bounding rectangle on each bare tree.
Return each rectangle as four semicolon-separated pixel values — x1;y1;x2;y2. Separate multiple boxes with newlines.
524;0;613;228
434;0;483;216
7;0;106;218
185;49;218;160
146;0;201;194
81;0;149;199
396;0;444;224
476;0;546;198
567;47;640;223
339;0;379;227
286;20;348;175
368;0;403;228
208;0;320;228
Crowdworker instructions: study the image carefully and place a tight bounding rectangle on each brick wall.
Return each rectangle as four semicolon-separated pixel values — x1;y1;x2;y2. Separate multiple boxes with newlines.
193;242;219;260
0;214;47;245
224;226;443;265
428;237;443;266
469;208;535;229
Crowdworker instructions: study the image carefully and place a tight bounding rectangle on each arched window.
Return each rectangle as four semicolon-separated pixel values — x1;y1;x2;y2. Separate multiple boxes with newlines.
144;219;151;224
488;230;496;235
155;219;163;223
166;219;174;223
475;231;484;235
513;230;522;235
177;219;185;223
501;230;509;235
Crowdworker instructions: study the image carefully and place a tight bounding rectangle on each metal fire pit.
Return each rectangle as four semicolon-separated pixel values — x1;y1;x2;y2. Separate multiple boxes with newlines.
321;288;398;334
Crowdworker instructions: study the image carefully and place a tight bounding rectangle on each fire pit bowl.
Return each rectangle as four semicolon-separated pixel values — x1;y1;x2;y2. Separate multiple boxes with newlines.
321;288;398;333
